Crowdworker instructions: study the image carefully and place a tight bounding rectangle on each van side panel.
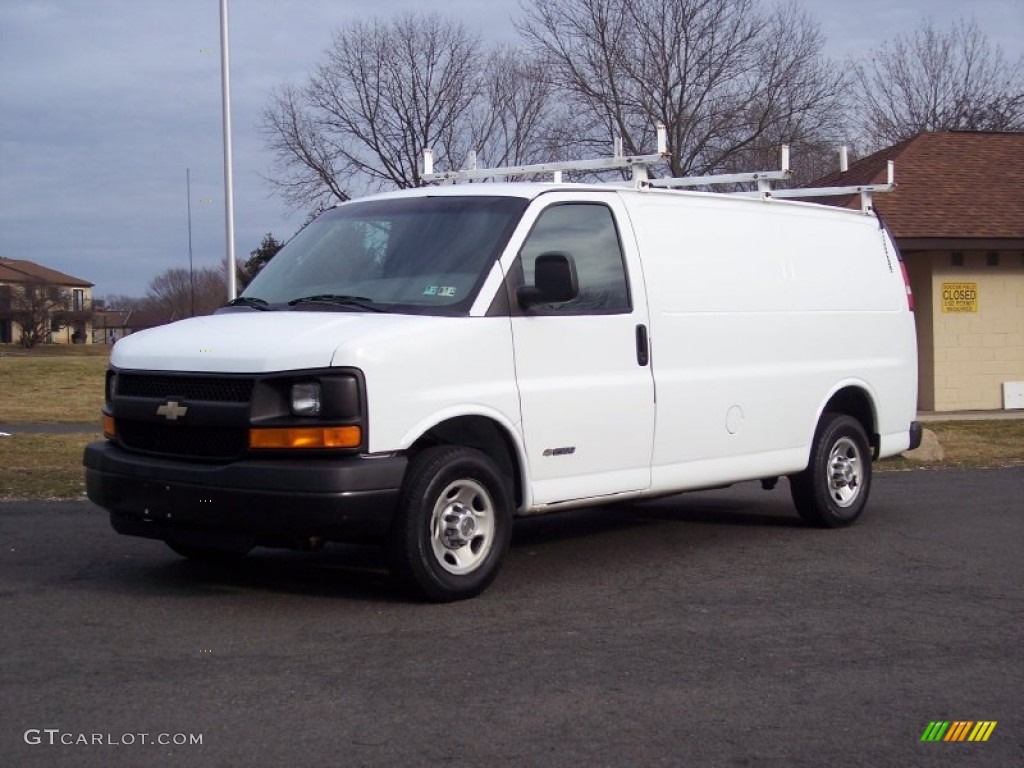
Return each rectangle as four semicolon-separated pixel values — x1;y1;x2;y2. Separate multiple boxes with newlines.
621;192;917;491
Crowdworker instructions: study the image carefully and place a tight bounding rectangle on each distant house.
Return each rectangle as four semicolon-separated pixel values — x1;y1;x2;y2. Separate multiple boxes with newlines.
0;258;94;345
91;307;167;344
808;131;1024;411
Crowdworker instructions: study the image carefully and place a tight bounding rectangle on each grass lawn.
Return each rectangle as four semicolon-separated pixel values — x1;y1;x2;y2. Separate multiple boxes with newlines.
0;347;109;423
0;343;110;358
877;420;1024;471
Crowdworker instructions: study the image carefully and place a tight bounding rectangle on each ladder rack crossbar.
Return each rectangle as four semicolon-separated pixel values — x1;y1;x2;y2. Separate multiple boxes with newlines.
762;183;894;199
764;160;895;201
760;184;895;214
646;169;792;189
421;152;668;183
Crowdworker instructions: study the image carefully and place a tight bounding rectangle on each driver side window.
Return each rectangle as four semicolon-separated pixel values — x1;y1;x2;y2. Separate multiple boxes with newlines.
519;203;630;314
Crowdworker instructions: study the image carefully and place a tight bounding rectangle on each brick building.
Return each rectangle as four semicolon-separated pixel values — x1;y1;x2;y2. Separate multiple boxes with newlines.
0;258;94;345
812;131;1024;411
91;307;166;344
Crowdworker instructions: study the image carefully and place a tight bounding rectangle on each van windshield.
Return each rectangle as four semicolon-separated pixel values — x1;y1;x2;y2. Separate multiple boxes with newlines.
240;196;528;315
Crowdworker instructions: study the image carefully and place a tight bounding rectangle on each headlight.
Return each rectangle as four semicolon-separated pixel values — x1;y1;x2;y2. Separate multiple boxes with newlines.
290;382;321;417
105;371;118;403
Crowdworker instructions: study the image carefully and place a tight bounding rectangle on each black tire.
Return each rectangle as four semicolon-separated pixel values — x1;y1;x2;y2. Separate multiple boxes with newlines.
390;446;513;602
166;541;251;563
789;413;872;528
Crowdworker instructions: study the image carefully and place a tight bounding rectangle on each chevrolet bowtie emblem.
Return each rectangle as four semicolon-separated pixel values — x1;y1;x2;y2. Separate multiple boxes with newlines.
156;400;189;421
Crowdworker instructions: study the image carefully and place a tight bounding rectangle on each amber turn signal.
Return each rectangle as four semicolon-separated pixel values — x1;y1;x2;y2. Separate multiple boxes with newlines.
248;426;361;450
102;414;116;439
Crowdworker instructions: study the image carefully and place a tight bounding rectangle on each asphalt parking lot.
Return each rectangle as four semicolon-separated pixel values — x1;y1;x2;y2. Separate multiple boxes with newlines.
1;467;1021;767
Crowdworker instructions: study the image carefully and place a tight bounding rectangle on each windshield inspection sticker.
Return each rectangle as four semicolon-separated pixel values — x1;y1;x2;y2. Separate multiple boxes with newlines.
423;285;457;297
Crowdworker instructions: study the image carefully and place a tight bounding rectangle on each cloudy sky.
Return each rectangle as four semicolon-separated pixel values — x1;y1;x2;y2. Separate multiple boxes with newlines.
1;0;1022;299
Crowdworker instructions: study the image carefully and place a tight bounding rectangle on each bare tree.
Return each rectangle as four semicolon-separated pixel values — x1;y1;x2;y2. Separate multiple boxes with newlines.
264;82;353;212
853;18;1024;147
466;45;562;171
264;13;479;208
516;0;847;180
1;280;73;348
263;13;559;211
100;294;150;311
145;267;226;321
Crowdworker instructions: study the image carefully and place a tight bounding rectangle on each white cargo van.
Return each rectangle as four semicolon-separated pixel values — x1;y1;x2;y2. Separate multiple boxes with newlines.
84;148;920;601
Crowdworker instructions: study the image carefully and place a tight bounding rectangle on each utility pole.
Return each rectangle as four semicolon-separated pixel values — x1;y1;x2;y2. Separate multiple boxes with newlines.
220;0;237;300
186;168;195;317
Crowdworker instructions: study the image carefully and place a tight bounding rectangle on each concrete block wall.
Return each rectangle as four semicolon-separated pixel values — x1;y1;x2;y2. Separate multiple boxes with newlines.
929;252;1024;410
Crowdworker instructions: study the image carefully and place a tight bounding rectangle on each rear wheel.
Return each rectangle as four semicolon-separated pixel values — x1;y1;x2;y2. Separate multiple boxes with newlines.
789;413;872;528
390;446;512;602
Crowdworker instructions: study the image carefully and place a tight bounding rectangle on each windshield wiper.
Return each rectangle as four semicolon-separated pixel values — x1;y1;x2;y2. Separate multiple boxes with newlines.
286;294;386;312
224;296;272;311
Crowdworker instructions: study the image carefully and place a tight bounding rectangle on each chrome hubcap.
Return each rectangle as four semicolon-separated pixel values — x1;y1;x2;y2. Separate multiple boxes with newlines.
430;479;495;575
441;503;477;549
828;437;863;508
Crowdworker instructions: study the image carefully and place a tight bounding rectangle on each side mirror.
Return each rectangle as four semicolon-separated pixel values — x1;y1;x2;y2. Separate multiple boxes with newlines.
516;252;579;308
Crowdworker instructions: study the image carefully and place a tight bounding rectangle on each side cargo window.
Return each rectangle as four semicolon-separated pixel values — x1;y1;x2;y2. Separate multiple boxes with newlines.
518;203;631;314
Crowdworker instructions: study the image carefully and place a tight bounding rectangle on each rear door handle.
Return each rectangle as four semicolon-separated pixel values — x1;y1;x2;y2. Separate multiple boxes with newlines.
636;324;649;366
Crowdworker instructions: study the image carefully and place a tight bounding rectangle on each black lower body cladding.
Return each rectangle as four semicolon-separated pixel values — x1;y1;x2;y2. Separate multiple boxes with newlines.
908;421;923;450
83;441;407;545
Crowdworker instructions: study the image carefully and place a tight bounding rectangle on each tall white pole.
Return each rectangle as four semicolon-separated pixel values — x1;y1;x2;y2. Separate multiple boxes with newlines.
219;0;237;300
186;168;195;316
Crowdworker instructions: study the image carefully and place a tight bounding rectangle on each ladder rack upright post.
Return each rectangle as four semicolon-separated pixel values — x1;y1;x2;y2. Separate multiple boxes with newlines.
645;144;792;191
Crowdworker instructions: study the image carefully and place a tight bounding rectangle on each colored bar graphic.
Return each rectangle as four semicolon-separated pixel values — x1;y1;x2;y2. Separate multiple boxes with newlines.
944;721;972;741
921;721;949;741
968;722;997;742
921;720;996;742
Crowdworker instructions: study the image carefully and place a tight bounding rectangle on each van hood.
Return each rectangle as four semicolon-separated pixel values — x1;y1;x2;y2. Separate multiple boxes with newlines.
109;311;444;373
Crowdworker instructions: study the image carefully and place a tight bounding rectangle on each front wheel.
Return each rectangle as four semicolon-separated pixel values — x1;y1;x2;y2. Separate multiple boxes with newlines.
390;446;513;602
789;413;872;528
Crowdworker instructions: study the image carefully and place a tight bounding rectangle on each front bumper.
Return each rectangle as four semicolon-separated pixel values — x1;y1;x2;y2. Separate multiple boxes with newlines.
84;441;407;545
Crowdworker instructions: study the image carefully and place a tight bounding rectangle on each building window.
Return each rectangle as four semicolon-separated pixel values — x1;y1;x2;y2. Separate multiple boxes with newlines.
951;252;964;267
73;288;85;311
986;252;999;267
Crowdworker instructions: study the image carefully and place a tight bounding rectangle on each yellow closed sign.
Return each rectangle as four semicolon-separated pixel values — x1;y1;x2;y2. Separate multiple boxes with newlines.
941;282;978;313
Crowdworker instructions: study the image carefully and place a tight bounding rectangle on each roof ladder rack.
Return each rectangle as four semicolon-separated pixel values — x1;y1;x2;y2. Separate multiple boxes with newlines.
761;160;896;213
422;125;671;184
422;134;895;215
644;145;792;192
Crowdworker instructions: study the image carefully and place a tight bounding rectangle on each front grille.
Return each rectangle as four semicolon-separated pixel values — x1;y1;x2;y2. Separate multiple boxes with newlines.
117;420;247;460
117;374;254;403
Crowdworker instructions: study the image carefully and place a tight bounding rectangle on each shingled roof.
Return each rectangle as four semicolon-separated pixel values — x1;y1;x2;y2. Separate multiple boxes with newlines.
92;308;167;331
808;131;1024;244
0;258;93;287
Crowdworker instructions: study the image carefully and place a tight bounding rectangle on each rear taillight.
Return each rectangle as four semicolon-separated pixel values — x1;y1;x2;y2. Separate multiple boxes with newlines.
899;261;914;311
